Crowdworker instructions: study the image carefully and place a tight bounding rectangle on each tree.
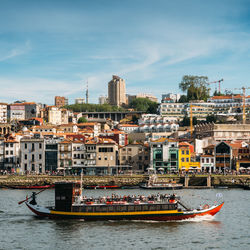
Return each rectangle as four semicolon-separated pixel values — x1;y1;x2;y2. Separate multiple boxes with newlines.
129;98;158;114
179;75;210;102
78;117;88;123
206;114;217;123
180;115;198;126
178;95;188;103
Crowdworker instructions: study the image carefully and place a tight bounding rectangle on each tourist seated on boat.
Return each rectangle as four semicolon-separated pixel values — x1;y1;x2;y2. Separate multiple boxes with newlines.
169;194;176;203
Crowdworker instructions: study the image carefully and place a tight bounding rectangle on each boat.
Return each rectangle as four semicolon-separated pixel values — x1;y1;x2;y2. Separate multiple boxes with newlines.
8;184;55;189
84;185;120;189
21;181;224;221
139;174;183;190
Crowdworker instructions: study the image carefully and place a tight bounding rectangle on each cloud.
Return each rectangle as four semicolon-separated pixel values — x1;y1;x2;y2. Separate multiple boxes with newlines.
0;77;81;104
0;40;31;62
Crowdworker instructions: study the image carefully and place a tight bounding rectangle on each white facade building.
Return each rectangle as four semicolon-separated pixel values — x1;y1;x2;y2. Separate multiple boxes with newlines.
0;103;7;123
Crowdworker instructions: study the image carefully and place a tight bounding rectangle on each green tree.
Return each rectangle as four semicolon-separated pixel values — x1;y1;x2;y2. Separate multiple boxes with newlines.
64;103;125;113
206;114;217;123
179;75;210;101
129;98;158;113
180;115;198;126
78;117;88;123
178;95;188;103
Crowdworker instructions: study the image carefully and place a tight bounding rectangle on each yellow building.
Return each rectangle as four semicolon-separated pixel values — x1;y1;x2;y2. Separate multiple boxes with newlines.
178;142;200;171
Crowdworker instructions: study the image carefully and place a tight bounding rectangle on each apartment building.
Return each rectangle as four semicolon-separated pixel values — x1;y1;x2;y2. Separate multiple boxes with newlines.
4;139;20;172
20;138;45;174
0;103;7;123
58;140;72;171
108;75;126;107
55;96;68;107
119;143;150;172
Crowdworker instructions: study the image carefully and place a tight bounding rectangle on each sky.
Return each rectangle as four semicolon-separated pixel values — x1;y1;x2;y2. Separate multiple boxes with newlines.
0;0;250;104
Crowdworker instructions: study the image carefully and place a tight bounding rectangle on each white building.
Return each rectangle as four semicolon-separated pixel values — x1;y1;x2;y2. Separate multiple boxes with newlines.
4;139;20;172
98;96;108;105
0;103;7;123
75;98;85;104
200;155;215;173
72;140;86;169
162;93;181;102
118;124;139;133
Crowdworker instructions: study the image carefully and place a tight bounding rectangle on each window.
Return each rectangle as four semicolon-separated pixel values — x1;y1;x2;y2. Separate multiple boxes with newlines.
186;150;189;155
122;156;126;160
182;150;185;154
10;151;13;155
202;158;204;163
39;154;42;160
206;158;209;163
10;143;13;147
39;143;42;149
32;164;35;171
98;156;101;160
32;143;35;150
6;151;9;155
32;154;35;161
186;158;189;162
24;164;27;171
181;158;184;162
211;158;214;163
25;154;27;160
139;156;142;160
104;156;107;160
24;143;27;149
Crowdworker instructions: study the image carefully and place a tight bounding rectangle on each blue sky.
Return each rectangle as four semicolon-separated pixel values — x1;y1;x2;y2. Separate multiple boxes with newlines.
0;0;249;104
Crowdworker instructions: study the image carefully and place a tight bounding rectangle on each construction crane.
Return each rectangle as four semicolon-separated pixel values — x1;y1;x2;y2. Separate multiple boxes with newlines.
189;104;204;138
208;79;224;94
233;86;250;124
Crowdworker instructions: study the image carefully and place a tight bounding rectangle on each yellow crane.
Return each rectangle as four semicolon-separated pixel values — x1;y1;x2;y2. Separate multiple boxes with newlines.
189;104;204;138
233;87;250;124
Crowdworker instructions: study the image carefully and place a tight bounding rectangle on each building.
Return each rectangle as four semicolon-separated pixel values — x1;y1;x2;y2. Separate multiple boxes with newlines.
117;124;139;134
162;93;181;103
127;94;158;105
194;123;250;142
20;138;45;174
72;140;86;173
58;140;72;171
4;138;20;172
99;96;108;105
159;101;213;120
45;138;60;173
75;98;85;104
0;103;7;123
0;138;4;170
99;129;128;146
0;123;11;136
55;96;68;107
119;143;150;173
108;75;126;107
95;138;117;174
149;138;179;172
178;142;200;172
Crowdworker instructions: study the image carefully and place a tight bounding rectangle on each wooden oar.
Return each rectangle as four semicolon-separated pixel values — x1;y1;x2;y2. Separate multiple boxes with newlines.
18;189;46;205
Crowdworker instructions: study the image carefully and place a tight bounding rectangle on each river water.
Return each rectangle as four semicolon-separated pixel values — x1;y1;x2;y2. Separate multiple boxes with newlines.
0;188;249;250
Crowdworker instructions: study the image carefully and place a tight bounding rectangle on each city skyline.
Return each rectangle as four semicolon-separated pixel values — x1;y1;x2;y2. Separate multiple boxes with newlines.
0;0;250;104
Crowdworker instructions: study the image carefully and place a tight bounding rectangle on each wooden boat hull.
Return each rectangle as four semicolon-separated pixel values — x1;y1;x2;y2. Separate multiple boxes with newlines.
140;184;183;190
26;202;224;221
9;184;55;189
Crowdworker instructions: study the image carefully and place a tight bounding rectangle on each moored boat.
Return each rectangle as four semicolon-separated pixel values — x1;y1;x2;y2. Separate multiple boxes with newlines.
21;181;224;221
140;173;183;190
9;184;55;189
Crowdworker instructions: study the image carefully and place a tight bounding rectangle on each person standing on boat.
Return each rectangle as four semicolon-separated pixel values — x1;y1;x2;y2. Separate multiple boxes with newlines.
29;192;37;205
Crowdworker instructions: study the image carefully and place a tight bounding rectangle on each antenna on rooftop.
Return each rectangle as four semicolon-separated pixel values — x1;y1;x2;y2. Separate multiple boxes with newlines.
86;79;89;104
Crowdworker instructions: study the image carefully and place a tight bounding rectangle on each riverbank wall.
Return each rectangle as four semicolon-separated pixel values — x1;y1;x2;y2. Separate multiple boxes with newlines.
0;175;249;188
